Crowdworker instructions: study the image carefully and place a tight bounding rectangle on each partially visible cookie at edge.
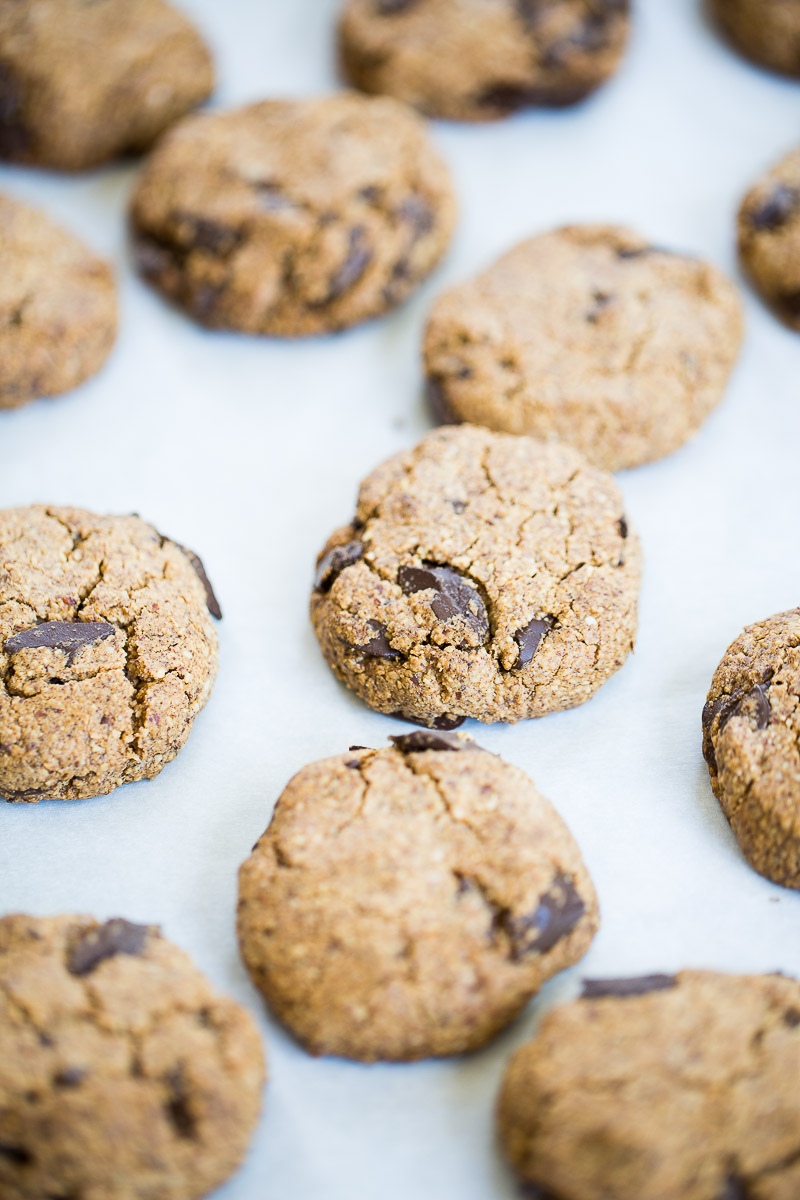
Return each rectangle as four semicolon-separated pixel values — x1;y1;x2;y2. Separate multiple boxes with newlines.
237;732;599;1061
738;146;800;331
709;0;800;79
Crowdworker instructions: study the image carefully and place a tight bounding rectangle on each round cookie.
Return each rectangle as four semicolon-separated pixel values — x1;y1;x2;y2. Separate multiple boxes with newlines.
310;424;639;728
498;970;800;1200
130;92;456;335
0;505;221;803
237;731;598;1061
0;0;213;170
1;195;117;411
702;608;800;889
710;0;800;79
424;224;744;472
738;147;800;331
0;913;265;1200
338;0;631;122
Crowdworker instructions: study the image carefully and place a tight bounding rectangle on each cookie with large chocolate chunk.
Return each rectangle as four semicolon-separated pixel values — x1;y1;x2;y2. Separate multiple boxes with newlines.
0;505;220;803
237;734;598;1060
710;0;800;79
338;0;631;121
424;224;744;471
499;969;800;1199
1;194;117;410
0;0;213;170
703;608;800;889
0;913;264;1199
738;147;800;331
130;92;456;335
310;424;639;727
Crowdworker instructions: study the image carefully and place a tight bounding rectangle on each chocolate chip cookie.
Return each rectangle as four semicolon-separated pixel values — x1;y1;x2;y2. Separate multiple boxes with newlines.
338;0;631;121
738;147;800;331
131;92;456;335
238;732;598;1061
0;505;221;803
424;224;744;471
310;424;639;728
710;0;800;79
702;608;800;889
1;194;117;410
0;0;214;170
499;969;800;1200
0;913;265;1200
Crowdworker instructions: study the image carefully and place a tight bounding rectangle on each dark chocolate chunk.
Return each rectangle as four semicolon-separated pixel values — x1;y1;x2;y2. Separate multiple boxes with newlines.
0;1142;31;1165
360;619;402;659
514;617;555;668
779;289;800;320
54;1066;87;1088
174;212;241;257
519;1186;559;1200
0;62;30;159
390;710;466;730
172;543;222;620
375;0;417;12
165;1067;197;1140
749;185;799;233
427;375;461;425
618;516;628;538
586;289;613;322
616;245;655;259
715;1176;751;1200
320;226;373;304
395;193;434;238
784;1007;800;1028
504;874;585;959
476;81;592;112
398;563;489;642
450;499;467;513
255;181;299;212
702;682;772;771
4;621;115;665
66;918;150;977
543;9;618;65
581;974;678;999
315;540;363;592
390;730;467;753
133;233;176;280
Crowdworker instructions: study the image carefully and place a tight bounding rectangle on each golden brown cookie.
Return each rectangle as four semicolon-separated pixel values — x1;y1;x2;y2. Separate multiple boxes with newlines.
710;0;800;79
498;970;800;1200
0;505;221;803
1;194;117;411
310;424;639;728
424;224;744;471
131;92;456;335
0;913;265;1200
338;0;631;121
237;731;598;1061
702;608;800;889
0;0;214;170
738;147;800;331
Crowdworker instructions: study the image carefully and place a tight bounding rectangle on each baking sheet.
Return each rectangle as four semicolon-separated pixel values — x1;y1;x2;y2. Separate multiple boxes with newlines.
2;2;800;1197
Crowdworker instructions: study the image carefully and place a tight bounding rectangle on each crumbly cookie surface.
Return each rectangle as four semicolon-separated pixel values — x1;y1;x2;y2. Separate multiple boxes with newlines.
310;424;639;727
738;147;800;331
499;970;800;1200
702;608;800;889
238;732;598;1061
0;0;213;170
710;0;800;78
424;224;744;471
0;505;220;802
338;0;631;121
131;92;456;335
0;913;265;1200
0;194;117;410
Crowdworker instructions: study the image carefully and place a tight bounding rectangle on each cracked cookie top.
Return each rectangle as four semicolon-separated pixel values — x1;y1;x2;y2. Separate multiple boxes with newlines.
0;505;220;802
237;733;598;1061
310;424;640;727
424;224;744;472
0;194;117;410
338;0;631;121
499;969;800;1200
0;913;265;1200
130;92;456;335
738;146;800;332
703;608;800;890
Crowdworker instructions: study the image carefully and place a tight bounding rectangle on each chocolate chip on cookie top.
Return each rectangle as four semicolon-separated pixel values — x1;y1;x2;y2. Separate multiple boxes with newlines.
238;734;598;1060
311;424;639;727
131;92;456;335
0;505;220;803
738;146;800;331
424;224;744;471
0;913;265;1199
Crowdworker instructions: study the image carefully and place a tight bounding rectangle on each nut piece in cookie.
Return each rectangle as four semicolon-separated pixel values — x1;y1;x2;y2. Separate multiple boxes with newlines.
237;735;598;1060
0;505;221;802
130;92;456;335
338;0;631;122
0;0;214;170
424;224;744;471
738;146;800;331
310;424;640;726
0;913;265;1198
703;607;800;889
709;0;800;79
498;969;800;1199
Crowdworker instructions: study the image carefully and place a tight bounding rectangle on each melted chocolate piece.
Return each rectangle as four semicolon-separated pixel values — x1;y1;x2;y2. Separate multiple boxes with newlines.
174;212;241;257
519;1186;559;1200
514;617;555;668
427;376;460;425
375;0;417;12
171;542;222;619
702;682;772;771
315;540;363;592
715;1177;751;1200
360;619;402;659
165;1068;197;1140
395;193;434;237
54;1066;87;1088
390;710;466;730
0;62;30;158
616;244;658;259
67;919;150;977
504;874;585;959
618;515;628;538
749;185;799;233
477;80;593;112
581;974;677;999
134;233;175;280
399;563;489;642
784;1007;800;1028
586;289;613;322
256;181;298;212
0;1143;31;1165
779;289;800;320
320;226;373;304
4;621;115;665
390;730;467;753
